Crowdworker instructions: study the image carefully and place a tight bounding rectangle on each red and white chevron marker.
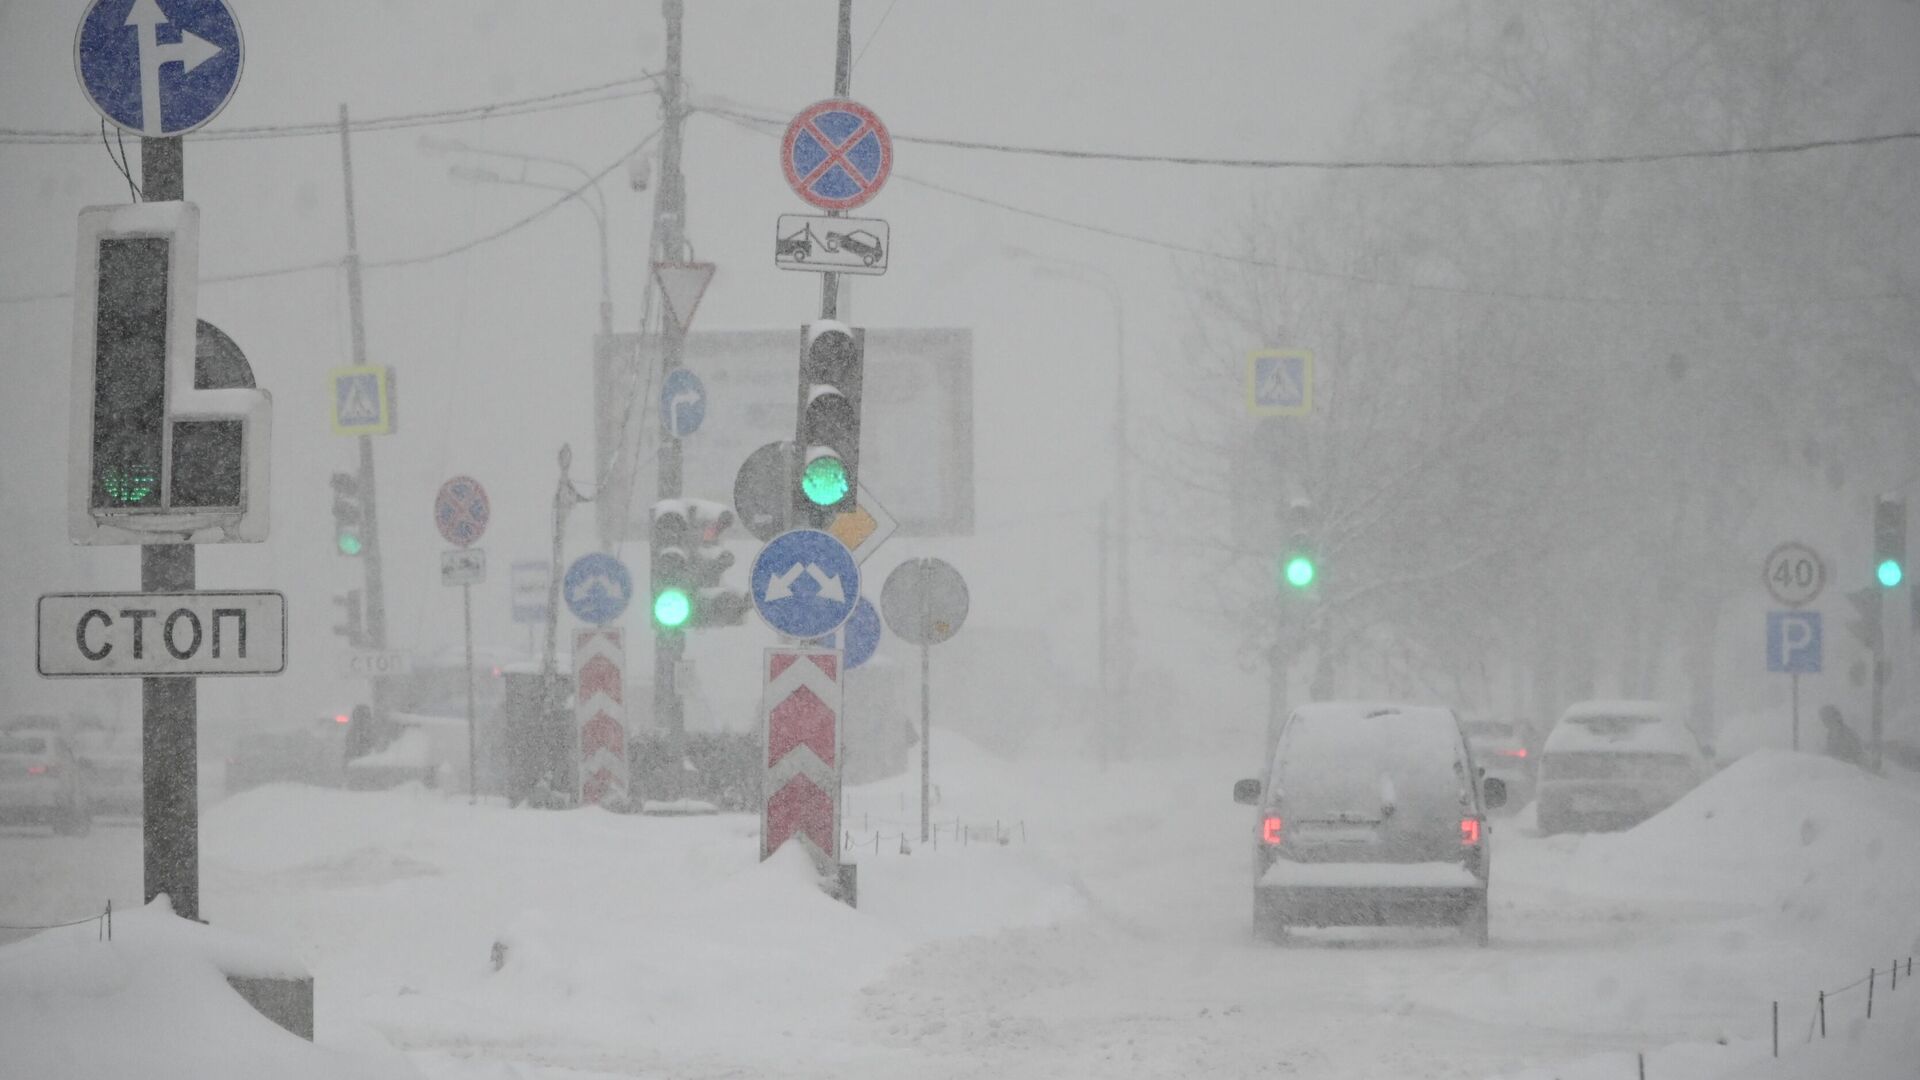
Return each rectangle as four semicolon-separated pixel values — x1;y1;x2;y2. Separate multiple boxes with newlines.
761;647;842;866
574;628;629;807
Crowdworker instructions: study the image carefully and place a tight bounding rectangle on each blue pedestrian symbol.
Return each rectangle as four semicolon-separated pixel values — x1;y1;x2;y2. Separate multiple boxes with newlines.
76;0;245;138
1247;349;1312;416
660;368;707;438
564;553;633;625
751;529;860;639
814;596;881;669
336;373;381;427
1767;610;1822;674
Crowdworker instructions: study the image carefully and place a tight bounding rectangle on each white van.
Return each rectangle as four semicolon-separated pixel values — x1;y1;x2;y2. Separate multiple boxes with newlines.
1537;700;1710;835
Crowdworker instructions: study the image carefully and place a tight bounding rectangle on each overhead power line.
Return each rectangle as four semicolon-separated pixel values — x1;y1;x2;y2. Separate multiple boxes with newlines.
0;128;662;305
700;103;1920;170
0;74;661;145
703;106;1912;309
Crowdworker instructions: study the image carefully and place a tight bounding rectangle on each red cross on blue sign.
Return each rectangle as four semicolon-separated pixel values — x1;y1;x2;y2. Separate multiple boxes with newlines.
781;99;893;211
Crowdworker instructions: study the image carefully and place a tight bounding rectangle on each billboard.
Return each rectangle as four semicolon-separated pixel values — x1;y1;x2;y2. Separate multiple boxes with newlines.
596;328;973;543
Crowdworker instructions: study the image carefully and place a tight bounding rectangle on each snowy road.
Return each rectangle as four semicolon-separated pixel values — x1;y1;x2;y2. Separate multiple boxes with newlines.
3;745;1917;1079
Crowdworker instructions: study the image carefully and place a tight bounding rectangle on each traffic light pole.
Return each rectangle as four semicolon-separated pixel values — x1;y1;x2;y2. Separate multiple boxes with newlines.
137;136;199;922
338;106;391;718
818;0;852;321
652;0;689;793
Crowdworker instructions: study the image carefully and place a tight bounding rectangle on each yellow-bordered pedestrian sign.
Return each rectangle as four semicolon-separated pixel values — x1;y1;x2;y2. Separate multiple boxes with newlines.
331;365;392;435
1247;349;1312;417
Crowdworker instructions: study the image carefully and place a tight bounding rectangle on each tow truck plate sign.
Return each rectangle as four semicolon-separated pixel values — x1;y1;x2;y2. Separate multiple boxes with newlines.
37;591;286;677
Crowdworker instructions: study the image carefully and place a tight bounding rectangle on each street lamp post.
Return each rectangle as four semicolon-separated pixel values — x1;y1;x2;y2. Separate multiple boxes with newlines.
424;137;614;337
1006;248;1133;758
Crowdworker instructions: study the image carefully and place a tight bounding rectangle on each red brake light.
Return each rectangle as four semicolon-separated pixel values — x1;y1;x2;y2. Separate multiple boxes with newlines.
26;764;48;776
1497;748;1528;759
335;714;351;724
1460;818;1482;846
1262;816;1284;845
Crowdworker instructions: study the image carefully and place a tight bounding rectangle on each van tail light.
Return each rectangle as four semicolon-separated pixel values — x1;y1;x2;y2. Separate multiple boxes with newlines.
1497;748;1528;759
1460;817;1482;846
27;764;51;777
1261;816;1284;846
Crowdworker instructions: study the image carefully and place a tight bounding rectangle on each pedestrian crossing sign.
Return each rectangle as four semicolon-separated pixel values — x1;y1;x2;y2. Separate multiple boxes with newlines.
1247;349;1312;416
331;365;392;435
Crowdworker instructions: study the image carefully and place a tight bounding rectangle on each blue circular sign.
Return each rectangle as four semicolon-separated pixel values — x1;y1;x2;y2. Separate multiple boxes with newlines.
661;368;707;438
750;529;860;639
564;553;633;625
839;597;882;669
77;0;245;138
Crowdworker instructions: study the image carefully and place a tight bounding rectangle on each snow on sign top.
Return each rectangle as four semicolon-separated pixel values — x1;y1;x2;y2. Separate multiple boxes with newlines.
782;99;893;211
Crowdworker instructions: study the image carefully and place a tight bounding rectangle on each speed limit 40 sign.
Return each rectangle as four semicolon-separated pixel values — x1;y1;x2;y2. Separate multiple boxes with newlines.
1764;542;1826;608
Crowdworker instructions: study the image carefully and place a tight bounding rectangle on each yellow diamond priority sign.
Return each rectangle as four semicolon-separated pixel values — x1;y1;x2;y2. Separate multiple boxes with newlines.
826;483;896;564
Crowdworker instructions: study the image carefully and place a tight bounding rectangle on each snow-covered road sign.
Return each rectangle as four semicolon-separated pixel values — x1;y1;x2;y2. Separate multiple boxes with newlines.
1247;349;1313;417
576;628;629;807
751;529;860;639
441;548;486;587
434;476;490;548
761;647;841;866
76;0;244;137
38;590;285;677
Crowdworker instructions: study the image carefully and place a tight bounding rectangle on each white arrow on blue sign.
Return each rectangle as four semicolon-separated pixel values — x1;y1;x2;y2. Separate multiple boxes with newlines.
76;0;245;138
565;553;632;625
1767;610;1822;674
750;529;860;639
661;368;707;437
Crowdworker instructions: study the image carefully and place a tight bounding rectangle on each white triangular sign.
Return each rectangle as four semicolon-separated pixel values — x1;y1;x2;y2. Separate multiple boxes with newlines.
653;261;715;333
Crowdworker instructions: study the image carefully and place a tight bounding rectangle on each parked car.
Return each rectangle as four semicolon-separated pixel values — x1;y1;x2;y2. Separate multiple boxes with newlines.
66;714;141;818
1460;717;1537;812
1537;700;1711;835
0;727;91;836
1233;702;1505;945
225;717;348;796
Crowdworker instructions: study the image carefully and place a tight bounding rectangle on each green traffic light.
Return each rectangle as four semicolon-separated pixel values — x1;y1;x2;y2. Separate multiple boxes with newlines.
101;464;157;505
654;587;692;629
1878;559;1903;588
1283;555;1316;589
801;455;850;507
337;532;363;556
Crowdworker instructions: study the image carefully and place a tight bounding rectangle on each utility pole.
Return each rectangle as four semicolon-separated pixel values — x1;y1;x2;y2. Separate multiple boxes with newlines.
138;135;199;922
651;0;690;792
338;105;391;719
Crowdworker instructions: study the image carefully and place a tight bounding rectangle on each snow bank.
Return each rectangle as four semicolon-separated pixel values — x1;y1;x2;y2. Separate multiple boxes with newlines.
1547;750;1920;955
0;898;415;1080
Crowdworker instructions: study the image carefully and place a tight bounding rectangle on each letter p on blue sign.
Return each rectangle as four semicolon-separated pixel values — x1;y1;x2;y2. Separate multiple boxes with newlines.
1767;611;1822;674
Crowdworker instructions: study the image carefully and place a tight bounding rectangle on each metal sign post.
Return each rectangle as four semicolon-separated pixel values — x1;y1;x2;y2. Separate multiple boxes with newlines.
437;479;490;802
880;558;970;843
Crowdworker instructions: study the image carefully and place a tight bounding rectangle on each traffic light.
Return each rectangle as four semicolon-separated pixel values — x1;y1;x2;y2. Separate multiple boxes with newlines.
1848;586;1884;650
89;235;171;510
332;590;366;647
1278;498;1317;592
331;471;364;556
793;320;864;525
651;500;750;631
1875;496;1905;588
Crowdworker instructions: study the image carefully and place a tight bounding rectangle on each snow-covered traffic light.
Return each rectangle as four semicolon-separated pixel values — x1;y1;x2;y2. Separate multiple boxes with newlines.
1279;498;1317;592
794;320;864;525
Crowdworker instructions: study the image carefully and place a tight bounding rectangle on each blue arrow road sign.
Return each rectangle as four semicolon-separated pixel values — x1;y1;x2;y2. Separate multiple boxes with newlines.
77;0;244;138
751;529;860;639
564;553;633;625
815;596;881;669
1767;610;1822;674
661;368;707;438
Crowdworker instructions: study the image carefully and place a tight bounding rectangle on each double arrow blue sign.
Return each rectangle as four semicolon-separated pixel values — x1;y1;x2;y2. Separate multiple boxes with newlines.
750;529;860;639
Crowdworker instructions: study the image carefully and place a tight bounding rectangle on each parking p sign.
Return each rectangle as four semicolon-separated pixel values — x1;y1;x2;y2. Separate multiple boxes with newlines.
1767;610;1822;674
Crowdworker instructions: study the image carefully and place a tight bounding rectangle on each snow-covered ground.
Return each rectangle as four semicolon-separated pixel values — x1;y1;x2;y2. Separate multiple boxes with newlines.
4;739;1918;1079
